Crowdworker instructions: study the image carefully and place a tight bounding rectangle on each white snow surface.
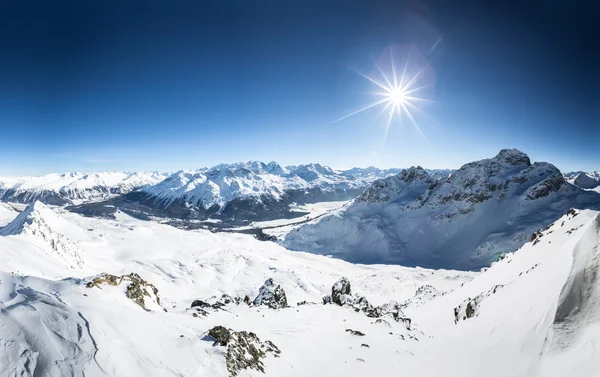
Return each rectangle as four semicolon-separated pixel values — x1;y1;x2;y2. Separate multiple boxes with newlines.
0;201;600;376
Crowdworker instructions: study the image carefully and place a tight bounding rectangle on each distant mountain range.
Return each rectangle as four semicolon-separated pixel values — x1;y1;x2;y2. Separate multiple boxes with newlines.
0;172;166;205
1;158;597;234
0;163;452;224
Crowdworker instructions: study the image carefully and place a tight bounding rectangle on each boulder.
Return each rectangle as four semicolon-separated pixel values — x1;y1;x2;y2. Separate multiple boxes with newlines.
253;278;287;309
331;277;351;305
207;326;281;377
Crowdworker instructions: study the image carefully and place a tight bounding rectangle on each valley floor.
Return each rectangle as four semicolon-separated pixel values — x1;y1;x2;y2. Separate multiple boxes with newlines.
0;203;599;376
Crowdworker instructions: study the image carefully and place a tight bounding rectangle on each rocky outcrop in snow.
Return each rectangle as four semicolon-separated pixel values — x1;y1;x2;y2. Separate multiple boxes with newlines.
323;278;410;325
285;149;600;270
253;278;288;309
207;326;281;377
86;272;164;311
454;285;504;323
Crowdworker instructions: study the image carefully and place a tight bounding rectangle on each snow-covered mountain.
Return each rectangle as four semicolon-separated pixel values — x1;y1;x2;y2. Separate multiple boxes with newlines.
0;201;83;269
284;149;600;270
137;162;391;211
0;196;599;376
566;172;600;190
0;171;166;205
0;164;403;223
90;162;403;223
563;170;600;181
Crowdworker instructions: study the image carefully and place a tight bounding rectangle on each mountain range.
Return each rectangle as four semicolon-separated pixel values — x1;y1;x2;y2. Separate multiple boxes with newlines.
1;163;451;224
1;152;598;268
284;149;600;270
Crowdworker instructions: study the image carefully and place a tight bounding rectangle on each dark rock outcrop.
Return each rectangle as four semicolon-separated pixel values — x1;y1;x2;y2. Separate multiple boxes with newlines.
323;278;411;325
253;278;287;309
331;277;351;305
207;326;281;377
454;285;504;324
87;272;164;311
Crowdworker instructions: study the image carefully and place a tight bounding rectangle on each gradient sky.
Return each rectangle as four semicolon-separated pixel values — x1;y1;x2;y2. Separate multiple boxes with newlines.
0;1;597;176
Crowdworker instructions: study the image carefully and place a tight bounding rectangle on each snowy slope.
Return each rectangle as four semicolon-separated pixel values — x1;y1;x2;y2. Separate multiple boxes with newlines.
0;202;84;270
0;198;599;376
284;149;600;270
0;171;166;204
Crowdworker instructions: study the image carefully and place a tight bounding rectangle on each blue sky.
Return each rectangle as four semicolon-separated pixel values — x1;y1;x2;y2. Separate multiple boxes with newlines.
0;1;597;176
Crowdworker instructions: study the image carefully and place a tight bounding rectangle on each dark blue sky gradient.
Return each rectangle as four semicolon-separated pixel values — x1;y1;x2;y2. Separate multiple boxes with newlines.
0;1;597;175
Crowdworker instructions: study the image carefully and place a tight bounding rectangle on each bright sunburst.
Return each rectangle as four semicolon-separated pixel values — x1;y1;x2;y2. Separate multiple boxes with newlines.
335;47;434;145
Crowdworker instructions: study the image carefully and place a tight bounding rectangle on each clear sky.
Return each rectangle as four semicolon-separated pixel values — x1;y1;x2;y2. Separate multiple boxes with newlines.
0;1;597;176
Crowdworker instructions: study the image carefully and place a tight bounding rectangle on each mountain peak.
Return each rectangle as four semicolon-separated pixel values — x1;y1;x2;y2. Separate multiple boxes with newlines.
574;172;600;189
494;148;531;167
0;201;53;236
0;201;83;268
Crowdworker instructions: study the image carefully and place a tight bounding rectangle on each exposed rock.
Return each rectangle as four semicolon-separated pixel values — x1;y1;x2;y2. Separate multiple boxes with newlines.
253;278;287;309
454;285;504;324
361;343;370;348
191;300;211;308
372;318;391;327
324;278;411;325
401;284;445;309
208;325;231;346
525;173;565;200
189;294;251;317
296;300;316;306
207;326;281;377
87;272;164;311
345;329;365;336
355;167;435;204
530;230;543;244
331;277;352;305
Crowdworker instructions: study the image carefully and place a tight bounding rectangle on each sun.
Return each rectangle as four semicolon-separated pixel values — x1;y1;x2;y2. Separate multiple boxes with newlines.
335;46;434;145
389;87;407;106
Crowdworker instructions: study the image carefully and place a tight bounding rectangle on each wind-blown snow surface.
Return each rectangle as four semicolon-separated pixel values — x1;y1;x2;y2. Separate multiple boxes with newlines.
284;149;600;270
0;171;166;204
0;203;599;376
0;202;599;376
